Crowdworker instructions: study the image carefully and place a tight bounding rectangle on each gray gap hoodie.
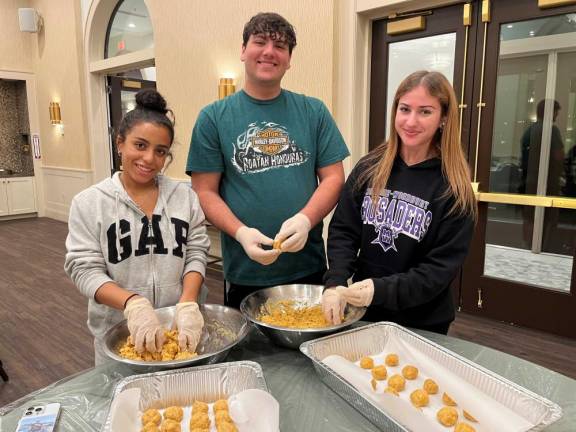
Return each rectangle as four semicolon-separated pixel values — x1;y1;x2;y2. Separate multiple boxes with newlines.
65;172;210;343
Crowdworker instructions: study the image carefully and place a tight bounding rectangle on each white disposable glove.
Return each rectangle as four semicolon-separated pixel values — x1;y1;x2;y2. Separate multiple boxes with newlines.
235;226;280;265
321;286;347;325
124;297;165;354
274;213;311;253
342;279;375;307
173;301;204;352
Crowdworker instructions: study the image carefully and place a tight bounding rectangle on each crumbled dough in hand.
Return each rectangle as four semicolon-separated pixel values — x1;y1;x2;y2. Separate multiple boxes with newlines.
119;330;197;362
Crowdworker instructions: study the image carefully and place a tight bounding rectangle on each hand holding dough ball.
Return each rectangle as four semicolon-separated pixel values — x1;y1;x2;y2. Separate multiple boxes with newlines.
410;389;429;408
402;365;419;380
385;353;399;366
437;406;459;427
387;374;406;392
423;378;439;394
359;356;374;369
371;365;388;380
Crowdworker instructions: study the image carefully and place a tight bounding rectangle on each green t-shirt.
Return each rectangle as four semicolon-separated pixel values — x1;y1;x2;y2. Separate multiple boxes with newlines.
186;89;349;285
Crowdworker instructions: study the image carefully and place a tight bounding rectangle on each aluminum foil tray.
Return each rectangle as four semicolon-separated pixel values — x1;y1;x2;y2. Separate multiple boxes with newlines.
101;360;268;432
299;322;562;432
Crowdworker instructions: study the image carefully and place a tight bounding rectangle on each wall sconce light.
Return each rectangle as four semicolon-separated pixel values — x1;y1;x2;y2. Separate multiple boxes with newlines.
49;102;61;124
218;78;236;99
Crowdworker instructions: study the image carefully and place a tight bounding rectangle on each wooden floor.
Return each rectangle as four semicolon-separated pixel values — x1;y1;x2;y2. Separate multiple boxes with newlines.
0;217;575;408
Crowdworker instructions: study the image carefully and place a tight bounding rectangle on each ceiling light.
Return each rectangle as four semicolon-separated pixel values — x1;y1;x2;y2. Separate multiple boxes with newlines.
128;22;135;28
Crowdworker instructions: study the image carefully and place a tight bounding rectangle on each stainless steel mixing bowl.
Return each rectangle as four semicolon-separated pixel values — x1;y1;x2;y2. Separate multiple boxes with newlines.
240;284;365;349
103;304;249;370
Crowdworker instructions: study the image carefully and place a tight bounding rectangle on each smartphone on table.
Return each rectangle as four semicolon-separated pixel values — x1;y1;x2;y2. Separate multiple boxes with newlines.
15;403;61;432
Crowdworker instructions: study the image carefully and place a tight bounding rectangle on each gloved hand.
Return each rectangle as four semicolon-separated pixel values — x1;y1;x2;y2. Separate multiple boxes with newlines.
342;279;374;307
124;296;165;354
274;213;311;253
321;286;347;325
235;226;280;265
173;301;204;352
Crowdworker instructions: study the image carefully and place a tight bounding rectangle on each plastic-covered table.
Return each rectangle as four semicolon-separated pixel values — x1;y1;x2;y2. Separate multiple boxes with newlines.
1;325;574;431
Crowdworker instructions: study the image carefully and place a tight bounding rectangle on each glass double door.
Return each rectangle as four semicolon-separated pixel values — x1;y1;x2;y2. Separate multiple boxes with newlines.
370;0;576;338
107;74;156;174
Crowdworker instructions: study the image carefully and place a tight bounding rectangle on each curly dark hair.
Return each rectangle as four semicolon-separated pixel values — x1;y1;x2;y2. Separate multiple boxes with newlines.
116;89;175;144
242;12;297;54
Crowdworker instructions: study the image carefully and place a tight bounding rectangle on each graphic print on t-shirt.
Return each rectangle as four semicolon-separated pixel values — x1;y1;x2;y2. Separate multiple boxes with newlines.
231;121;310;174
362;189;433;252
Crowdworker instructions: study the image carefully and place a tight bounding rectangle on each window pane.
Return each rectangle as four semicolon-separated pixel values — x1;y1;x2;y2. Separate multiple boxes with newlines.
489;55;548;194
106;0;154;58
386;33;456;135
485;14;576;291
484;204;573;292
556;51;576;198
500;14;576;41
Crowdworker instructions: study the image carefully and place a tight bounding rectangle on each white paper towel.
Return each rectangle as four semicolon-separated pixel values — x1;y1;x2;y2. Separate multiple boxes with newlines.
322;331;535;432
108;388;279;432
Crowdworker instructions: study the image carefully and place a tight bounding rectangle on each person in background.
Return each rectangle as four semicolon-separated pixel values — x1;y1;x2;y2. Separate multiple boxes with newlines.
322;71;477;335
187;12;349;308
519;99;565;249
65;89;209;364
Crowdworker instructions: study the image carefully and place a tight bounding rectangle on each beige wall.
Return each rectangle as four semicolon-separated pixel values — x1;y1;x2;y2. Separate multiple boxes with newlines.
0;0;34;72
31;0;90;170
145;0;336;179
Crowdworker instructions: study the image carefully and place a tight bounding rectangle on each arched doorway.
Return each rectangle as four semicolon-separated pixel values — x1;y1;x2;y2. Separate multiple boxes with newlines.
84;0;156;181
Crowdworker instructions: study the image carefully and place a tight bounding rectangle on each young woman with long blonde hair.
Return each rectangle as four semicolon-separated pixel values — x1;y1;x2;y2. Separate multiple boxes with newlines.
322;71;477;334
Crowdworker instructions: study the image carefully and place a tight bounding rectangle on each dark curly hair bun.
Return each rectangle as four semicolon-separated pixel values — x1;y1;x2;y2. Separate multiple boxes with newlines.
135;89;168;114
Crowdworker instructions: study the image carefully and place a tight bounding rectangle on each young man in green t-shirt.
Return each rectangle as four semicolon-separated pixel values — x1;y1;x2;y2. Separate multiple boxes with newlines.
186;12;349;308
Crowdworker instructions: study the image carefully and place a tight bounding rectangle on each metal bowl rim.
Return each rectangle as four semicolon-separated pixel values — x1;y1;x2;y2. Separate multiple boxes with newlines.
103;303;250;367
239;284;366;333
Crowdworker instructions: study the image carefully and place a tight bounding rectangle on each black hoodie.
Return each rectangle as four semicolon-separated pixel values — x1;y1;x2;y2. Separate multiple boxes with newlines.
324;155;474;328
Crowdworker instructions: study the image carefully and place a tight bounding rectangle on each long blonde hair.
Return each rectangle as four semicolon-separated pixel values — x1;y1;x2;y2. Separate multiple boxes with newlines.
357;70;477;220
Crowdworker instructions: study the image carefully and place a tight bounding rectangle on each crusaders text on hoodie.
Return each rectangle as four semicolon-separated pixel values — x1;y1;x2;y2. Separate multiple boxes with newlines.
324;156;474;329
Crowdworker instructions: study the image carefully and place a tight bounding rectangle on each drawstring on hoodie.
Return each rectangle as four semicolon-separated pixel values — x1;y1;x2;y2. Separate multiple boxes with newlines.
159;183;175;253
114;192;122;262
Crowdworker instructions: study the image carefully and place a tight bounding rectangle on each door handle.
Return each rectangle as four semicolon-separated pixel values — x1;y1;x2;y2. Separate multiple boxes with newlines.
477;288;483;309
